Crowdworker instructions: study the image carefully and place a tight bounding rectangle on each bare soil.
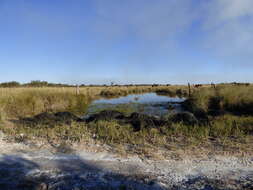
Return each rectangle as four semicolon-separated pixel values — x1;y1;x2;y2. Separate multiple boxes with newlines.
0;135;252;190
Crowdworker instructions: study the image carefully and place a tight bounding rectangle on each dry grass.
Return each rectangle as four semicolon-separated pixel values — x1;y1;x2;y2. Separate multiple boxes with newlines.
1;115;252;157
0;85;186;120
183;84;253;115
0;84;253;157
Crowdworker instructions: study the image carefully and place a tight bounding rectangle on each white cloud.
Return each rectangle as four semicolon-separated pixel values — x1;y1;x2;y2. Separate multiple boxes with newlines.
90;0;253;65
91;0;196;42
206;0;253;24
202;0;253;64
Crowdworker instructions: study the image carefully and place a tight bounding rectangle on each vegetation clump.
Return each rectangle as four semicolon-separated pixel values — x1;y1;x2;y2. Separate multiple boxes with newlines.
19;112;83;126
156;88;188;97
86;110;168;131
155;89;177;97
167;112;199;125
184;84;253;116
85;110;125;122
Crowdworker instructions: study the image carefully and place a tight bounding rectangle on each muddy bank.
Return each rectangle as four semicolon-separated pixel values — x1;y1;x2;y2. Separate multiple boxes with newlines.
15;112;83;126
86;110;202;129
16;110;201;130
85;110;169;131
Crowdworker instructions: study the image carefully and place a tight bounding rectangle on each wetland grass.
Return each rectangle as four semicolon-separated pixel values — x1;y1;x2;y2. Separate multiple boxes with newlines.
0;84;252;156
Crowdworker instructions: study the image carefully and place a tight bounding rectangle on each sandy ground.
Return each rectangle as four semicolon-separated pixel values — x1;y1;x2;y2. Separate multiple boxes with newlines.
0;136;252;190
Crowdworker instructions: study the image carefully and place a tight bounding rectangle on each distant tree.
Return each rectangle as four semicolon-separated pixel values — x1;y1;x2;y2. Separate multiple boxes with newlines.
26;80;48;87
0;81;20;88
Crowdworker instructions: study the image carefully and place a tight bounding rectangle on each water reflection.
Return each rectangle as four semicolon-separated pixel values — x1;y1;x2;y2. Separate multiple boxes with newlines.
87;93;185;117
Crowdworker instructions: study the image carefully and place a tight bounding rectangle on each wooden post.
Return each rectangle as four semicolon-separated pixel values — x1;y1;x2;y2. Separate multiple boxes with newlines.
211;83;216;89
188;82;191;96
76;85;80;95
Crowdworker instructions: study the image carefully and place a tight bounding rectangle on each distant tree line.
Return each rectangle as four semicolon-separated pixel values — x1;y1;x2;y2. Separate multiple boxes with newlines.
0;81;21;88
0;80;174;88
218;82;250;86
0;80;76;88
1;80;250;88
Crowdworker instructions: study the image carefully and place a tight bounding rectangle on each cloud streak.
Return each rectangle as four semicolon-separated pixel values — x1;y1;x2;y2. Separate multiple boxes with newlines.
201;0;253;65
90;0;197;42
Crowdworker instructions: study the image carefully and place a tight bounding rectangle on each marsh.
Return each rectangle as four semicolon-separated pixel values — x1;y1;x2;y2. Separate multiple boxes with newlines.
86;92;185;117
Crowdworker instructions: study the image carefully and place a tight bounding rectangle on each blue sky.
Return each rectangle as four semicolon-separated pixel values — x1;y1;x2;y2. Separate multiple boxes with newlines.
0;0;252;84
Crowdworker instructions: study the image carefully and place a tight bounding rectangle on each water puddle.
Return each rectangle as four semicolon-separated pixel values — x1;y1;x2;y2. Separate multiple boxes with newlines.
86;93;185;117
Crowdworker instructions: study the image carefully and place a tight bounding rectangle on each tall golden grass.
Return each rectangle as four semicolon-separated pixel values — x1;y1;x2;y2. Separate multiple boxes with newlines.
184;84;253;115
1;84;252;121
0;85;185;120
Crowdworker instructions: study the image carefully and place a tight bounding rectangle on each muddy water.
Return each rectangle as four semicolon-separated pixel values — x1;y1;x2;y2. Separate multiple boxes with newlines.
86;93;185;117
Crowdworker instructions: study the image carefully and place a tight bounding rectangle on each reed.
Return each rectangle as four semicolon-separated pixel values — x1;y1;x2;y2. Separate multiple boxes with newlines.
183;84;253;116
0;85;185;120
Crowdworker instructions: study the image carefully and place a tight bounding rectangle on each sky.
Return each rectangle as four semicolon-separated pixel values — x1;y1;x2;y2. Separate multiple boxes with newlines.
0;0;253;85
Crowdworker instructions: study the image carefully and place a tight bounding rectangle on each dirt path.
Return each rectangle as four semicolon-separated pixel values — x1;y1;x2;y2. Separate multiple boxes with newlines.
0;139;252;190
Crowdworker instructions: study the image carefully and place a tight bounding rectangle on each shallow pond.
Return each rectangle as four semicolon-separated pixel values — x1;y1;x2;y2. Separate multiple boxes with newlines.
86;93;185;117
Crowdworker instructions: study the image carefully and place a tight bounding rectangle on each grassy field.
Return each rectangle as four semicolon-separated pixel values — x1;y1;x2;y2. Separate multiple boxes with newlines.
0;84;252;157
183;84;253;116
0;85;187;119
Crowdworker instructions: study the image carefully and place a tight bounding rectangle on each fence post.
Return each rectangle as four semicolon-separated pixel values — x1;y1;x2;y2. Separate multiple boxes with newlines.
188;82;191;96
76;85;80;95
211;83;216;89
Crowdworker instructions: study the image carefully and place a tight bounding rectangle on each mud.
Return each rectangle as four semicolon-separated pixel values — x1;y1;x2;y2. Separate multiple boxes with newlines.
85;110;125;122
16;112;83;126
85;110;202;131
14;109;202;132
85;111;169;131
